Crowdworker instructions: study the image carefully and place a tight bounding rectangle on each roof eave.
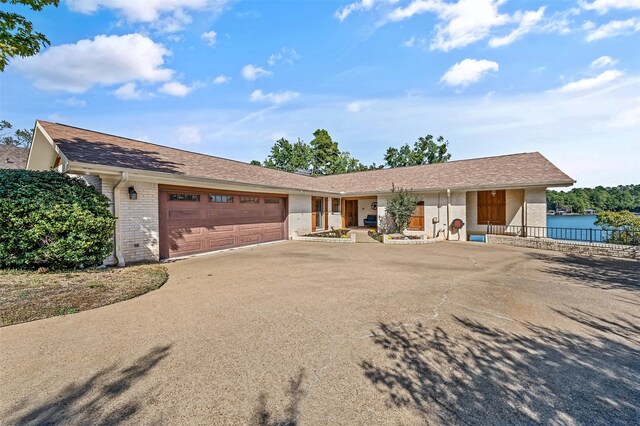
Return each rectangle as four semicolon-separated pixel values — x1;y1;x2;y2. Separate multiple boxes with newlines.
66;161;342;196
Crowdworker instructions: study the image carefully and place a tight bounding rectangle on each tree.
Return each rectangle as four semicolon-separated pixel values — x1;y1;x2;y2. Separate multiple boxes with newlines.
263;138;313;173
1;0;59;71
384;184;422;233
310;129;341;175
385;135;451;168
595;210;640;245
1;120;33;147
249;160;262;166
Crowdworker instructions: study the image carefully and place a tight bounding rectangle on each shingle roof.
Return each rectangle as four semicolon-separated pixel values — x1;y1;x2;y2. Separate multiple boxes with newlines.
37;120;574;194
317;151;575;193
0;145;29;170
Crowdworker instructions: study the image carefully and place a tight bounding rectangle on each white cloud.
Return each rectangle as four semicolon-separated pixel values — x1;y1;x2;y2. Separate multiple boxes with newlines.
386;0;559;51
267;47;301;67
249;89;299;105
158;81;193;97
201;30;217;46
242;64;272;80
347;100;373;112
580;0;640;14
610;96;640;127
590;55;617;69
176;125;202;145
585;17;640;41
489;7;545;47
335;0;376;21
114;82;145;100
67;0;228;31
440;59;499;88
213;74;230;84
402;35;427;48
13;34;173;93
57;97;87;107
556;70;623;93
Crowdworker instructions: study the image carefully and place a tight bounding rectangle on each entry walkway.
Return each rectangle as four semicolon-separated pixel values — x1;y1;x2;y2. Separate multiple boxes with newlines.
348;228;379;243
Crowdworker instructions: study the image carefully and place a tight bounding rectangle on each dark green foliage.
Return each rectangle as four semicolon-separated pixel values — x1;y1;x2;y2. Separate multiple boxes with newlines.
261;132;368;175
595;210;640;245
0;0;59;71
385;185;422;233
263;137;314;173
1;120;33;147
0;170;116;269
547;185;640;214
384;135;451;168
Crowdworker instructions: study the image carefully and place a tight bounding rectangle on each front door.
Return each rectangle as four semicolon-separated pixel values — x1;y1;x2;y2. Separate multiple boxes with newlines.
312;197;324;231
408;201;425;230
344;200;358;227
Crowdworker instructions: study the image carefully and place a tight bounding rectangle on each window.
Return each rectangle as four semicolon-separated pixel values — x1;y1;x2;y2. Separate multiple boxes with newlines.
331;198;340;213
240;196;259;203
169;193;200;202
210;194;233;203
264;198;280;204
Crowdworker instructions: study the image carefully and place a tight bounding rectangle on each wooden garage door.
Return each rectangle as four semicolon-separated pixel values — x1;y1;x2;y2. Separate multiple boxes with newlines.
159;188;286;259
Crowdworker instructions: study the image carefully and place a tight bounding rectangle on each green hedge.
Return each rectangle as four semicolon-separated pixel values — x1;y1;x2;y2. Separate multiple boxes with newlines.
0;170;116;269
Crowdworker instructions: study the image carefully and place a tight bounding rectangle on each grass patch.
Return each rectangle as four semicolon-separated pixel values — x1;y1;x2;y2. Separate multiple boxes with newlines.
0;264;168;327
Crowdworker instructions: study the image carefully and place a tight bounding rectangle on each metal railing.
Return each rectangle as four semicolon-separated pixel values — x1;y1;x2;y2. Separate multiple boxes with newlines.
486;224;639;246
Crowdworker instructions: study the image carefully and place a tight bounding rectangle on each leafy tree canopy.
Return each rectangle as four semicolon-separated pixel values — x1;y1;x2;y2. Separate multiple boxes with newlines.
1;119;33;147
0;0;59;71
263;137;313;173
385;135;451;168
547;185;640;214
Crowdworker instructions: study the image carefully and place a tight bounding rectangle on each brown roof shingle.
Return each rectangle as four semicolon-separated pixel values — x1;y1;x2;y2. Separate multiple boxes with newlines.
38;121;574;194
0;145;29;170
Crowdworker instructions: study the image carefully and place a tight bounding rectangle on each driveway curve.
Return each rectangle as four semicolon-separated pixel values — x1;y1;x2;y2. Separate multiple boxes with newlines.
1;241;638;425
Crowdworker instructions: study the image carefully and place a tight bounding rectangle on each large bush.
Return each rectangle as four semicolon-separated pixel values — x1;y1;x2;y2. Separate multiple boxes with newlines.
385;184;421;233
0;170;116;269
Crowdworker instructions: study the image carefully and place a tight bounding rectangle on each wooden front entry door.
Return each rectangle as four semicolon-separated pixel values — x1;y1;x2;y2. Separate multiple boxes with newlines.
408;201;425;230
344;200;358;227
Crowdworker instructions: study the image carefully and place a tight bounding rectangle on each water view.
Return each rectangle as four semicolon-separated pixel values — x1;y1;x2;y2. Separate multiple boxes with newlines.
547;215;598;229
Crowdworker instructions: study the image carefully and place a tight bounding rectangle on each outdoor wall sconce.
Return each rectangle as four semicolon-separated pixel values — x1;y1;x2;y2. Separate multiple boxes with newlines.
128;186;137;200
491;190;497;197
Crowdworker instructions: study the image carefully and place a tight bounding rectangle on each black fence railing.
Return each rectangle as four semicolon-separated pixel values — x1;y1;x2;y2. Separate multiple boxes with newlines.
486;224;639;246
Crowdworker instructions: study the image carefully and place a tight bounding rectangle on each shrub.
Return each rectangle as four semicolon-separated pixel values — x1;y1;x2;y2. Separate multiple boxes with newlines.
385;184;421;233
0;170;116;269
595;210;640;245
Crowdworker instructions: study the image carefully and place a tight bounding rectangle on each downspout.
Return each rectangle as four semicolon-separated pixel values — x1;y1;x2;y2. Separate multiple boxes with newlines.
446;189;451;240
113;171;129;267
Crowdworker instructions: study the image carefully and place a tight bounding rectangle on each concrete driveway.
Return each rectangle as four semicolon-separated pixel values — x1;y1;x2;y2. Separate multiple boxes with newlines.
1;242;638;425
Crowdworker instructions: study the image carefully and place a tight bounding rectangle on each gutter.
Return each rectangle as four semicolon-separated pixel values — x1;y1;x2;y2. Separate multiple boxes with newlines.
113;171;129;267
446;189;451;241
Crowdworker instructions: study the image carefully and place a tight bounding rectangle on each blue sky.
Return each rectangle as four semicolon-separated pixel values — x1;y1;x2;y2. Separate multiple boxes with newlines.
2;0;640;187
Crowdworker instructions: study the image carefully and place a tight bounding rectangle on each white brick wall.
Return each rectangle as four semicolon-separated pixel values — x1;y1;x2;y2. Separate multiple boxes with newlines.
525;187;547;228
288;195;312;237
117;181;159;263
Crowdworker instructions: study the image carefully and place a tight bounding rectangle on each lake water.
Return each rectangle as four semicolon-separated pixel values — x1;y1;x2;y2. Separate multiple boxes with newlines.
547;215;597;229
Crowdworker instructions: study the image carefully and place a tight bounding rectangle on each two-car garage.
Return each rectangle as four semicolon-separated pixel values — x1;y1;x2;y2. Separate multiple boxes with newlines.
159;186;287;259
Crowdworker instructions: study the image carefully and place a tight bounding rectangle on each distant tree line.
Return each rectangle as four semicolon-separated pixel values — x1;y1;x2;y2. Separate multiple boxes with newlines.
547;185;640;213
252;129;451;175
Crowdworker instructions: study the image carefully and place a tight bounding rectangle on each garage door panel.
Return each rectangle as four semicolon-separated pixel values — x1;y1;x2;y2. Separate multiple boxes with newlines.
160;190;286;258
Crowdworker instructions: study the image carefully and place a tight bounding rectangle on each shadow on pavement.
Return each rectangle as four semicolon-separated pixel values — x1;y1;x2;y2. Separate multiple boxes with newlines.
6;344;172;425
251;368;306;426
361;316;639;425
528;252;640;291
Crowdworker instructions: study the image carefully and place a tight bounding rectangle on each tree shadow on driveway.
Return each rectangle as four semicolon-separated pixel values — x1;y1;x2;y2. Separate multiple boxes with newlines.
251;368;306;426
5;344;172;425
361;316;639;425
527;252;640;291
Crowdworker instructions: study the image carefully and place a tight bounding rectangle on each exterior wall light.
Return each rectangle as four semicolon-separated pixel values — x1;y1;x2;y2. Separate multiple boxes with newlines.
128;186;138;200
491;190;497;197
